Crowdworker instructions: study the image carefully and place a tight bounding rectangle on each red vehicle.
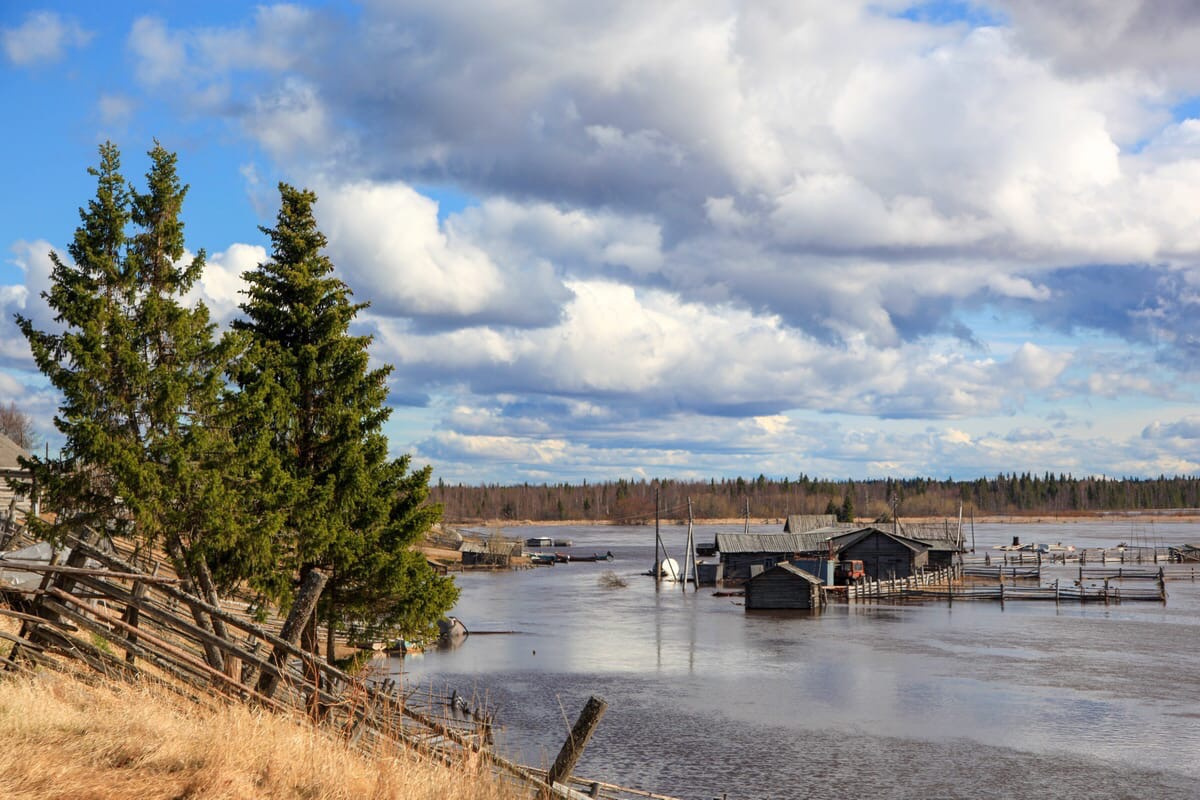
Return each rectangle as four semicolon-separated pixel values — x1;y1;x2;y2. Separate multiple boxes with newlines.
836;559;866;584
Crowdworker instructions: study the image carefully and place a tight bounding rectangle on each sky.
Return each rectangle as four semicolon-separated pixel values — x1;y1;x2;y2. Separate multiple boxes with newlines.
2;1;1200;485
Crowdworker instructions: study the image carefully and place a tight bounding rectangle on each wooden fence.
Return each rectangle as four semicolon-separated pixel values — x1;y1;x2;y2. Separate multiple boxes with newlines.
845;565;959;601
0;530;674;800
845;563;1167;605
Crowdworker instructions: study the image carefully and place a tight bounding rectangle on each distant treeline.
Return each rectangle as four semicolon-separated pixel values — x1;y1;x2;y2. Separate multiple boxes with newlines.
432;473;1200;524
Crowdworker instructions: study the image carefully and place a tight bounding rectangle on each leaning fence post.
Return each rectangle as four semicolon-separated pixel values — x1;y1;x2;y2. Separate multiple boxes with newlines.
545;695;608;795
255;568;328;700
122;561;158;666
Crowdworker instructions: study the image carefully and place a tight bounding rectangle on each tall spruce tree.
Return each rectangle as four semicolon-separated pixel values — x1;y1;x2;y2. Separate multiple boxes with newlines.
16;143;268;647
233;184;456;651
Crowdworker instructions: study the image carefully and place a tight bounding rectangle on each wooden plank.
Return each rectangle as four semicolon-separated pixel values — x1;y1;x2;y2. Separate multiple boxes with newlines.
0;561;182;583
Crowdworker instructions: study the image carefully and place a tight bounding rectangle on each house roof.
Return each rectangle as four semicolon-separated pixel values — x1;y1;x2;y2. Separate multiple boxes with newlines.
831;526;931;554
0;431;28;472
897;521;964;552
716;529;842;555
783;514;836;533
749;562;822;584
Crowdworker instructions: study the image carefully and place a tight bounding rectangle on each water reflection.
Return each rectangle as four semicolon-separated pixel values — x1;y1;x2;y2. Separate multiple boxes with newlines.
395;523;1200;799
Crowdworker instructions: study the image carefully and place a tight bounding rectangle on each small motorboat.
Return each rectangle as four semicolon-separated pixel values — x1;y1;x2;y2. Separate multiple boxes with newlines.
570;551;615;562
530;553;556;565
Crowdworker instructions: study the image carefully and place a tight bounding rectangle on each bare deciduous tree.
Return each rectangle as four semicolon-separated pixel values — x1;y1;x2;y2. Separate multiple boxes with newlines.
0;402;34;450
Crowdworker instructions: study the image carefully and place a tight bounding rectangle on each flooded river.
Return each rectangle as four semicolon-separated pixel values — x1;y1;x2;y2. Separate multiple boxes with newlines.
392;522;1200;799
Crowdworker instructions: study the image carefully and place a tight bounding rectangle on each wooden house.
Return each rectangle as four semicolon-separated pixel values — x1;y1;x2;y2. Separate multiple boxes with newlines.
716;529;841;582
897;521;965;569
0;431;31;533
745;563;825;610
459;538;521;567
830;526;929;580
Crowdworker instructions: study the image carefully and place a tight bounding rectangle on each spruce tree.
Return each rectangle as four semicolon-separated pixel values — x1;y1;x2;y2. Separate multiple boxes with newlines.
233;184;456;650
16;143;268;631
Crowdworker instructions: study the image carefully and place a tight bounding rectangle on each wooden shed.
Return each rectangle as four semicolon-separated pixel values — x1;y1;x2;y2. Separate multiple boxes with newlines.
745;563;825;610
831;527;929;580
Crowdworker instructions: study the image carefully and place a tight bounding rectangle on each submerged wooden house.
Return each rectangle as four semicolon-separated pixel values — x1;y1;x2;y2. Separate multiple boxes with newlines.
745;563;825;610
715;529;841;582
830;527;930;580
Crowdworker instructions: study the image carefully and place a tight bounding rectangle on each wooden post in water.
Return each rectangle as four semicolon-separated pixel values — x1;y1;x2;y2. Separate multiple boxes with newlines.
255;568;328;700
682;497;696;591
546;695;608;794
654;488;661;587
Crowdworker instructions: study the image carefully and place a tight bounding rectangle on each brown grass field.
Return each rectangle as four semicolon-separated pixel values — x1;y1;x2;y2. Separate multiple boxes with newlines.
0;618;523;800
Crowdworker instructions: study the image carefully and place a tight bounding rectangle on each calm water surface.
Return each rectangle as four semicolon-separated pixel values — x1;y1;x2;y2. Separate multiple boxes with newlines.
392;522;1200;799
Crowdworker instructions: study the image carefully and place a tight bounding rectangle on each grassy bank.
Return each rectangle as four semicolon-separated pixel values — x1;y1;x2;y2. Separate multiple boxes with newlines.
0;666;522;800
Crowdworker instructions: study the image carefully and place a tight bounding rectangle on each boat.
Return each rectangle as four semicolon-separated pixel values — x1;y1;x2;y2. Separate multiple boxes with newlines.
570;551;615;562
525;536;553;547
530;553;556;565
553;539;573;547
554;552;570;563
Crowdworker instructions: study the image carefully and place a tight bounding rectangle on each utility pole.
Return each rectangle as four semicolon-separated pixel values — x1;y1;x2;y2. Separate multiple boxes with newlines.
654;487;661;585
682;497;697;590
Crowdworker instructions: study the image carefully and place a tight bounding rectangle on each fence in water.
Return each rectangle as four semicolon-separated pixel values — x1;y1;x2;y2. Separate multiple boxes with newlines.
845;563;1167;604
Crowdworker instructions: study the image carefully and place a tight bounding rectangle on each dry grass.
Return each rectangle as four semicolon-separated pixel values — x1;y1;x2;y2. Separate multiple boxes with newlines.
0;665;526;800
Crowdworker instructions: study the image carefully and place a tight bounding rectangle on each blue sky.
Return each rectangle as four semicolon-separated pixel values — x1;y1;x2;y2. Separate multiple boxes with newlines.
3;1;1200;484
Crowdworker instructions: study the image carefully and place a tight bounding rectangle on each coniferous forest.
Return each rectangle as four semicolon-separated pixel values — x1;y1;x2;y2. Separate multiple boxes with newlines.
432;473;1200;524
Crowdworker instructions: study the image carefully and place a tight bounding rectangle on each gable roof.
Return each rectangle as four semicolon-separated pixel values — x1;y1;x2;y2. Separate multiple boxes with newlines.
0;431;28;472
783;514;836;533
749;562;822;584
897;521;964;552
716;528;844;555
830;526;930;554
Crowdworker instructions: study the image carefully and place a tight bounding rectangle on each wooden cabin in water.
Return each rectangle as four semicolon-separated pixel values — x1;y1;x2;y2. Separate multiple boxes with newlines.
715;529;841;582
830;527;930;580
745;563;825;610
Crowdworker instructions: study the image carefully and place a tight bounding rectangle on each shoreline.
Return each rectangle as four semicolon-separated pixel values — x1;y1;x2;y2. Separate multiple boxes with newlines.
447;510;1200;528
